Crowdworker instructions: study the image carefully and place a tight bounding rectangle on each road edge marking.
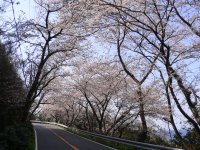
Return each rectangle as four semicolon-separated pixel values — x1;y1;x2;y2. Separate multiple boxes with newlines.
34;128;38;150
48;128;79;150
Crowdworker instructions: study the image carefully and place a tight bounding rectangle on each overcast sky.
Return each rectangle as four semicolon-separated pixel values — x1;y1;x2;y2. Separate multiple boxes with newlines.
4;0;36;20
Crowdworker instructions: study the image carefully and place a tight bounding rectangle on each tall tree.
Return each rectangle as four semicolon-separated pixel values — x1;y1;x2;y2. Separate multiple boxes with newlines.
96;0;200;148
0;43;25;130
19;0;91;121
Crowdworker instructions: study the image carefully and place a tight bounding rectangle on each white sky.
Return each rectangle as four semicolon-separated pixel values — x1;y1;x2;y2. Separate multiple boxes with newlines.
4;0;36;20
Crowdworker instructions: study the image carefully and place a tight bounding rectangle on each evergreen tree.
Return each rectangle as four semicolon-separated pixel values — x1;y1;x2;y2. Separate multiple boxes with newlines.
0;43;25;130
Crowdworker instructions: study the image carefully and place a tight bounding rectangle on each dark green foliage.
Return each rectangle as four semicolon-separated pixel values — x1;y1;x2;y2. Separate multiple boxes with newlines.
173;128;200;150
0;122;34;150
0;43;26;130
0;44;25;104
184;128;200;147
0;43;34;150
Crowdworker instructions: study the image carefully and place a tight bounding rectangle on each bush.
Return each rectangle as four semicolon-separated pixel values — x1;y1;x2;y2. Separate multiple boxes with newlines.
172;128;200;150
0;122;34;150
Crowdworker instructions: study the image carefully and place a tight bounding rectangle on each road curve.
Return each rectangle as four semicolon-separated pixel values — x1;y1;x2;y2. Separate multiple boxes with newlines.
33;123;114;150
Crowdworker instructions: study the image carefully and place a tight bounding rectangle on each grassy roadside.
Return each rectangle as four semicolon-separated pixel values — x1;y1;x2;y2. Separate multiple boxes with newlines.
63;127;138;150
27;125;35;150
0;122;35;150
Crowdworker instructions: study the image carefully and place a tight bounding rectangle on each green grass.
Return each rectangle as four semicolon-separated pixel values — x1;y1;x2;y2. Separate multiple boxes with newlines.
63;127;139;150
27;132;35;150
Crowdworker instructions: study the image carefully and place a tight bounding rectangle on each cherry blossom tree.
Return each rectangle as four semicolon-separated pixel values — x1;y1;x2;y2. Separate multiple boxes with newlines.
18;0;91;121
95;0;200;147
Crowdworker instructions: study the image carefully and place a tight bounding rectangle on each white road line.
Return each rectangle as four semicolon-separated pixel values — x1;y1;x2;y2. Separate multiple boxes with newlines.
34;128;38;150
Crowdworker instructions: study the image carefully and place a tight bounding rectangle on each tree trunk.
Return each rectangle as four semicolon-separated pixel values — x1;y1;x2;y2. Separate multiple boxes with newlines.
168;66;200;125
165;78;190;150
21;101;33;122
137;86;148;142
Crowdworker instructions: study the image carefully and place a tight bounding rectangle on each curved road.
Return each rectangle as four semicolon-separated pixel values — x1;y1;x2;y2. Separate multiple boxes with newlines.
33;123;114;150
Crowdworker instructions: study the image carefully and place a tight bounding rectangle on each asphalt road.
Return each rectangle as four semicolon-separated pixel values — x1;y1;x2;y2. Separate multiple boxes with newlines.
33;123;114;150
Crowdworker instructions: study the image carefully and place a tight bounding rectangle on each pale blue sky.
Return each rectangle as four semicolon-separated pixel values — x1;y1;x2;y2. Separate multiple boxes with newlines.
4;0;36;20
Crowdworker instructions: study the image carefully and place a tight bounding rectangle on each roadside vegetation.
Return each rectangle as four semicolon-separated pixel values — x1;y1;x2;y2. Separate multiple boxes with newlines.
0;44;35;149
0;123;35;150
